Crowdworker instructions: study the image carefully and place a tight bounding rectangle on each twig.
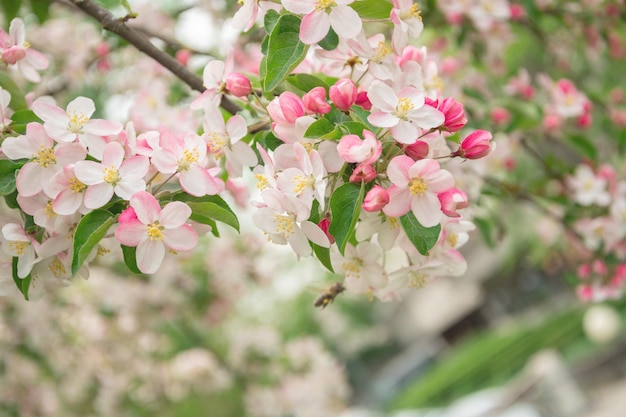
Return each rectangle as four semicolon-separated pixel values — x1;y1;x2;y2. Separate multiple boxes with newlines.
60;0;241;115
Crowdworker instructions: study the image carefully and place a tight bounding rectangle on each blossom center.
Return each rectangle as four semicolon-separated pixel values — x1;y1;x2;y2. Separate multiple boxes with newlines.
206;132;226;155
342;258;362;280
372;41;392;62
68;177;87;193
273;213;295;239
396;97;415;118
255;173;269;191
67;112;89;134
408;271;427;289
23;41;31;49
45;201;57;219
315;0;336;12
292;174;315;195
50;257;66;278
9;241;29;255
103;165;121;185
409;177;427;195
446;233;458;248
401;4;422;20
35;145;56;168
147;222;164;241
178;149;200;171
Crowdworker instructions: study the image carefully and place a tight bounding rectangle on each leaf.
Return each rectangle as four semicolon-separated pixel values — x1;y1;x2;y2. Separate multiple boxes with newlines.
473;217;495;248
325;108;351;124
304;118;342;140
12;257;31;301
312;243;334;273
121;245;142;274
399;212;441;256
263;9;280;34
0;159;23;196
10;109;40;125
350;0;392;19
0;0;22;24
0;72;27;111
340;121;369;136
566;134;597;161
286;74;329;93
329;182;365;255
71;210;116;275
318;27;339;51
254;129;282;152
263;14;309;92
28;0;51;23
350;105;376;131
169;194;239;232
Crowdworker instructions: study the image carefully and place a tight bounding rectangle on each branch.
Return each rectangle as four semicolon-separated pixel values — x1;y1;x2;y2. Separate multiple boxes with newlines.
62;0;241;115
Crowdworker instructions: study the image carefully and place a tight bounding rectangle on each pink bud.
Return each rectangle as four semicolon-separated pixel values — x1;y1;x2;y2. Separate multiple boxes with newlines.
577;284;594;303
175;49;192;66
438;188;468;217
329;79;357;111
302;86;331;114
577;112;592;128
267;92;305;124
337;130;381;165
95;42;110;57
404;140;429;160
577;263;591;279
592;259;608;275
318;217;335;244
2;47;25;65
397;45;424;67
355;91;372;110
509;4;526;20
349;163;377;183
491;107;511;125
543;113;562;130
362;185;390;212
455;130;493;159
226;72;252;97
119;206;138;224
426;97;467;132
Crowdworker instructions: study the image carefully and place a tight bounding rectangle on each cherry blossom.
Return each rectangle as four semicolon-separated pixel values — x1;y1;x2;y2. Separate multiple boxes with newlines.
331;242;387;294
390;0;424;54
0;18;48;82
115;191;198;274
282;0;362;45
1;221;38;278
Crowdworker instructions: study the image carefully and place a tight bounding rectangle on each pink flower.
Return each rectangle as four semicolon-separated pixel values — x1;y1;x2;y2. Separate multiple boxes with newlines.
425;97;467;132
232;0;260;31
44;164;90;215
226;72;252;97
367;80;444;144
32;97;122;159
329;79;357;111
268;91;305;125
302;87;331;114
330;242;387;294
337;130;382;165
349;163;376;183
390;0;424;54
190;55;233;110
356;91;372;110
363;186;390;212
74;142;149;209
383;156;454;227
115;191;198;274
454;130;493;160
1;221;38;278
282;0;362;45
404;140;429;160
438;188;468;217
0;18;48;82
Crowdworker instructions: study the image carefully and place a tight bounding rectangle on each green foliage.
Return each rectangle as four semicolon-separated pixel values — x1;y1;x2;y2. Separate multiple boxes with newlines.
318;27;339;51
71;210;116;275
0;160;23;196
350;0;392;19
121;245;142;275
262;14;309;92
166;193;240;233
12;257;31;300
399;212;441;256
329;182;365;255
313;243;333;272
0;72;27;111
304;118;343;140
0;0;22;25
285;74;329;93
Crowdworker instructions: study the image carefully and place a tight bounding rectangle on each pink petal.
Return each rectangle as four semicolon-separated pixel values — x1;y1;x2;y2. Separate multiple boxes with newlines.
367;81;397;113
159;201;192;228
84;183;114;209
368;111;399;128
52;189;83;215
288;227;312;257
329;5;362;39
54;143;87;167
390;120;419;144
179;167;209;197
67;97;95;119
115;220;147;247
226;115;247;142
32;99;68;125
300;11;331;45
114;178;146;200
387;155;413;186
382;186;411;217
409;105;445;130
101;142;125;168
16;163;44;197
411;192;441;227
136;239;165;274
162;224;197;251
84;119;123;137
119;156;149;179
301;220;331;247
130;191;161;224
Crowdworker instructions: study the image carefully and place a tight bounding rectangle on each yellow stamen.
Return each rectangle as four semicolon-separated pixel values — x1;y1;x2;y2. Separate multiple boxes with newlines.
292;174;315;195
409;177;427;195
103;165;120;185
408;271;427;289
9;241;29;256
396;97;415;118
342;258;362;280
68;177;87;193
273;213;295;239
23;41;31;49
97;246;110;256
206;132;226;155
49;257;66;278
315;0;335;12
372;41;392;62
177;148;200;171
35;145;56;168
401;3;422;20
67;112;89;134
147;222;164;241
255;173;269;191
446;233;458;248
45;201;57;219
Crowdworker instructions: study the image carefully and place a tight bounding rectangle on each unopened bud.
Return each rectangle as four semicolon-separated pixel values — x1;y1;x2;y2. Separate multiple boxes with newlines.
362;185;389;212
226;72;252;97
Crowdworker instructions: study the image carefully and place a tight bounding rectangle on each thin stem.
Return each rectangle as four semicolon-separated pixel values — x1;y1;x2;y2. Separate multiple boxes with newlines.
60;0;241;115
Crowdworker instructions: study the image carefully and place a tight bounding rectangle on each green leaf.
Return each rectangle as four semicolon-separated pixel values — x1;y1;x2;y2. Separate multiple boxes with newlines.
340;121;369;136
10;109;40;125
473;217;495;248
264;9;280;34
566;134;597;161
329;182;365;255
318;27;339;51
254;129;282;152
263;14;309;92
286;74;329;93
0;160;23;196
350;105;376;131
28;0;51;23
0;0;22;24
4;189;19;209
304;118;342;140
72;210;116;275
121;245;142;274
12;257;31;301
0;72;28;111
399;212;441;256
312;243;334;273
350;0;392;19
325;108;351;124
169;194;239;232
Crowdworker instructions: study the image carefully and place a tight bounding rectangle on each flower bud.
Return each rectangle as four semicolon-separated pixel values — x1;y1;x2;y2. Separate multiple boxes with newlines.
329;79;357;111
267;92;305;124
349;163;377;183
303;86;331;114
175;49;192;66
404;140;429;160
362;185;389;212
318;217;335;244
491;107;511;126
2;47;25;65
455;130;493;159
226;72;252;97
426;97;467;132
355;91;372;110
118;206;138;224
438;188;468;217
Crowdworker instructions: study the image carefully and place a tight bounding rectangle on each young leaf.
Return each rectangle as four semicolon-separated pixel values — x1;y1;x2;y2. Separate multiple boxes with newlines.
12;257;32;301
121;245;142;274
350;105;376;131
263;14;309;92
318;27;339;51
286;74;329;93
399;212;441;256
71;210;116;275
0;160;23;196
169;194;240;232
329;182;365;255
350;0;392;19
340;121;369;136
0;72;27;111
313;243;334;273
304;118;342;140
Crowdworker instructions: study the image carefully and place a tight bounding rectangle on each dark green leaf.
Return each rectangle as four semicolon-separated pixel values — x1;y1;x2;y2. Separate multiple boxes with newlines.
12;257;31;300
71;210;116;275
318;27;339;51
350;105;376;131
350;0;392;19
325;108;351;124
4;189;19;208
121;245;142;274
264;9;280;34
340;121;369;136
312;243;334;272
329;182;365;255
0;160;23;196
254;129;282;152
399;211;441;256
304;118;342;140
28;0;51;23
0;72;27;111
286;74;329;93
169;194;239;232
0;0;22;24
263;14;309;92
10;109;40;125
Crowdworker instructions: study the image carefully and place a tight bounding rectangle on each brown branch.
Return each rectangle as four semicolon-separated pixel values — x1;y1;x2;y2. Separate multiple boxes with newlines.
60;0;241;115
